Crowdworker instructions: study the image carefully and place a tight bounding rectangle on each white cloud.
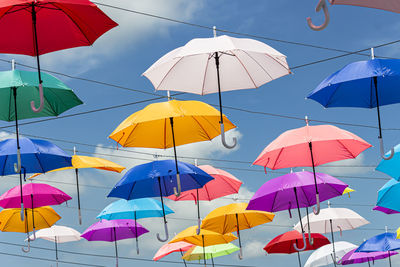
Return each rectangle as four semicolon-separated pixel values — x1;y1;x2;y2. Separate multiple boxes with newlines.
242;240;266;259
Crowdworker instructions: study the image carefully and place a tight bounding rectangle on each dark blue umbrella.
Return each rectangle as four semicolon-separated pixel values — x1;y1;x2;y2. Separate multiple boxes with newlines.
356;232;400;267
108;159;214;242
307;57;400;160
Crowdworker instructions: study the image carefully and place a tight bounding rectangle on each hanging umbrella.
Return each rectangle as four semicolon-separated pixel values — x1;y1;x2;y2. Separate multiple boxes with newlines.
109;99;235;197
153;241;194;267
253;119;371;214
108;160;213;242
0;0;116;113
305;242;357;267
143;30;290;149
307;57;400;160
342;187;355;198
264;230;330;267
0;137;72;220
373;206;400;215
182;243;240;267
201;202;275;259
376;179;400;213
28;225;81;266
81;219;148;267
0;206;61;252
167;164;242;234
247;170;347;250
376;143;400;179
29;153;125;225
97;198;174;254
294;205;369;266
339;248;398;266
169;226;237;267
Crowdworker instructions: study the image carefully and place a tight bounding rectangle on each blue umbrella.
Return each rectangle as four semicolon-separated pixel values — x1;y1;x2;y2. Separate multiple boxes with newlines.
307;57;400;160
356;232;400;267
376;144;400;180
97;198;174;254
107;159;213;242
376;179;400;213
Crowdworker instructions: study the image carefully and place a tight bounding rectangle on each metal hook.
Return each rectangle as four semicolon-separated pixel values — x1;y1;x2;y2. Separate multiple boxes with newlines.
31;83;44;113
220;123;237;149
313;193;321;215
14;148;21;173
173;173;181;197
156;222;169;242
307;0;330;31
293;232;307;252
379;137;395;160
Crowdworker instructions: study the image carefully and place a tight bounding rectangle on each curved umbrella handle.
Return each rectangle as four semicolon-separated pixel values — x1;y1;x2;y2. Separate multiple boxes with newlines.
22;234;30;253
293;232;307;252
220;123;237;149
173;173;181;197
156;222;169;242
196;218;201;235
14;148;21;173
313;193;321;215
31;228;37;241
307;0;330;31
337;226;342;237
379;137;395;160
308;231;314;246
238;247;243;260
30;83;44;113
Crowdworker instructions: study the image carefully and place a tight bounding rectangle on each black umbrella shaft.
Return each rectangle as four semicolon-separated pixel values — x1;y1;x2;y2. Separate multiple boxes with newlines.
179;249;187;267
297;252;301;267
294;187;304;233
330;219;337;267
55;237;58;261
308;142;319;195
214;52;224;124
31;194;35;229
211;254;215;267
31;3;42;83
12;88;20;149
169;117;180;176
114;228;118;260
373;76;383;138
389;251;392;267
75;169;81;212
158;177;167;224
197;189;200;220
202;235;206;267
235;213;242;249
134;211;138;247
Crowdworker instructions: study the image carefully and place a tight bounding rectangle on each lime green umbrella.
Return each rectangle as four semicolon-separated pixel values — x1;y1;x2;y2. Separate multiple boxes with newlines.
182;243;239;266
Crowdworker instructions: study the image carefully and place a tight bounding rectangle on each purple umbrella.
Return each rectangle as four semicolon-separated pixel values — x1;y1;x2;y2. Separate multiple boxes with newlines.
247;171;347;252
81;219;148;266
339;248;398;266
373;206;400;215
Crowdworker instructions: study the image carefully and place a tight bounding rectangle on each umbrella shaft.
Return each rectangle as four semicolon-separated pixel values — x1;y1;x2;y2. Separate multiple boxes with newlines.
235;213;242;249
31;3;42;83
55;237;58;261
373;76;383;137
330;219;336;266
214;52;224;124
297;252;301;267
293;187;304;232
169;117;180;176
389;251;392;267
308;142;319;194
158;177;167;224
114;228;118;265
197;189;201;220
12;88;20;148
179;249;187;267
202;235;206;267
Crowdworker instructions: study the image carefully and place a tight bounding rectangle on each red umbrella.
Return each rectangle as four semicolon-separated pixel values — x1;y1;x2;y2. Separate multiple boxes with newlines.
264;230;330;267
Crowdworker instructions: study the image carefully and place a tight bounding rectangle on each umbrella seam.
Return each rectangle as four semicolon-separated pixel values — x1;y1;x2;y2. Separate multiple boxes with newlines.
201;54;211;95
157;57;185;90
240;50;275;82
229;50;258;88
191;116;213;141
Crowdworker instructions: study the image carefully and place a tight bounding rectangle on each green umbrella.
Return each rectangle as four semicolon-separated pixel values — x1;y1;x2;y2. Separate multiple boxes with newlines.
182;243;239;266
0;61;82;219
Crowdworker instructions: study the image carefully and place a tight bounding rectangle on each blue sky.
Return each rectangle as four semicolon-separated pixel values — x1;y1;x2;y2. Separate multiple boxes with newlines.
0;0;399;266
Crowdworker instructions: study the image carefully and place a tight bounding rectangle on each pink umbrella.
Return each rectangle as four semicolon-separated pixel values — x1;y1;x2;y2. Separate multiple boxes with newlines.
167;165;242;234
153;241;194;266
253;117;371;214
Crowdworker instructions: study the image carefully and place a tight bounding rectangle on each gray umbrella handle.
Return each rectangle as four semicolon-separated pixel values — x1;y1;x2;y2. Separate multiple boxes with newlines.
22;234;30;253
196;218;201;235
379;137;395;160
307;0;330;31
238;247;243;260
293;233;307;252
173;173;181;197
20;203;24;221
31;83;44;113
313;193;321;215
14;148;21;173
220;123;237;149
156;222;169;242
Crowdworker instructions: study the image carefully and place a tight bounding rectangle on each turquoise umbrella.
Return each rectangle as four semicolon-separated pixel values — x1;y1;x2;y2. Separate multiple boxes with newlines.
376;144;400;180
376;179;400;213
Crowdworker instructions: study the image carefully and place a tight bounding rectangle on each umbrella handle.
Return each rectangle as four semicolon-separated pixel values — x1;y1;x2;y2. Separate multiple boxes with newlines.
220;123;237;149
196;218;201;235
20;203;24;221
306;0;330;31
337;226;342;237
238;247;243;260
14;148;21;173
379;137;395;160
293;232;307;252
313;193;320;215
156;222;169;242
31;228;37;241
308;231;314;246
22;239;30;253
173;173;181;197
30;83;44;113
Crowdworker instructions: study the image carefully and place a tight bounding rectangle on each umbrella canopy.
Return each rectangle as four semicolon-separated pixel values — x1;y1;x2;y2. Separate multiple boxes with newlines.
307;58;400;159
342;187;355;198
0;183;71;208
182;243;240;261
339;248;398;265
357;232;400;252
376;144;400;179
330;0;400;13
153;241;194;261
170;226;237;246
201;202;274;258
305;242;357;267
143;33;290;149
373;206;400;215
376;179;400;213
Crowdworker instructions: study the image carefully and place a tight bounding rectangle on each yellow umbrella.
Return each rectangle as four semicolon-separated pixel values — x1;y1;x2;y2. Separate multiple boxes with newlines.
342;187;355;198
0;206;61;252
29;154;125;225
108;100;236;197
170;225;237;266
201;202;275;259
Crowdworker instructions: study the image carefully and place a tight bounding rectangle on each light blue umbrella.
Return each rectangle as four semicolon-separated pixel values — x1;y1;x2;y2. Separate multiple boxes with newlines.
376;179;400;213
97;198;174;254
376;144;400;180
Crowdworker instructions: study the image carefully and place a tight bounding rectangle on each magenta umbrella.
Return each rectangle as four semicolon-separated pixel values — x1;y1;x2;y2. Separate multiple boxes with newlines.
247;171;347;251
373;206;400;215
338;248;398;266
81;219;148;267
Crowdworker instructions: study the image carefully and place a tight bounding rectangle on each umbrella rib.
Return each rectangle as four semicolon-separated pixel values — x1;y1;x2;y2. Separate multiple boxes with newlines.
336;139;356;158
240;50;274;82
191;116;212;141
157;57;185;90
272;147;285;170
127;181;137;200
34;152;46;173
229;51;258;88
201;54;211;95
164;118;167;149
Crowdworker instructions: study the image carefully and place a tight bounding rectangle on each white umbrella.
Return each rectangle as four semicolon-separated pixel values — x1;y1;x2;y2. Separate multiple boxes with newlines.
304;241;357;267
143;27;291;149
294;206;369;266
28;225;81;266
